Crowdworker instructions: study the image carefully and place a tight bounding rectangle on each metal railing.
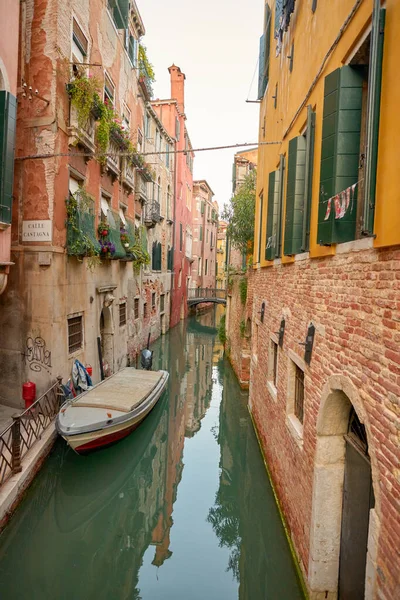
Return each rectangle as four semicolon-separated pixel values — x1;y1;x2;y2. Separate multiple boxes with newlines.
187;288;227;300
0;378;63;487
144;200;161;225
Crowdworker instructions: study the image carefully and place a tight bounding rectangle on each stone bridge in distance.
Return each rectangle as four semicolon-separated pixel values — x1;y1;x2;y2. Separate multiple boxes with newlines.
187;288;227;307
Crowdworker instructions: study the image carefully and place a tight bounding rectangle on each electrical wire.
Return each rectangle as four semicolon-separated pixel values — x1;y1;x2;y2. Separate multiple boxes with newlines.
15;141;281;162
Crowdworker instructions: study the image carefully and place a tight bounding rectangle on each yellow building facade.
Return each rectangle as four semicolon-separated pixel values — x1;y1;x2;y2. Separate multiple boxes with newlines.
255;0;400;265
249;1;400;599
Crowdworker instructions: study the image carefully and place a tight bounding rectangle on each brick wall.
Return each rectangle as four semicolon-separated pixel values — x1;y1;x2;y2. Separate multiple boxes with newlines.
225;271;254;388
248;241;400;599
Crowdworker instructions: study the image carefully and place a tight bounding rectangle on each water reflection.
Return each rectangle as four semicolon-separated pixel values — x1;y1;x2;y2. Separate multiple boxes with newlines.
0;308;303;599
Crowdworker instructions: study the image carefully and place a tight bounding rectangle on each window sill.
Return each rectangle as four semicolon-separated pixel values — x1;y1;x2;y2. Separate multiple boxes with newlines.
267;380;277;402
286;414;304;448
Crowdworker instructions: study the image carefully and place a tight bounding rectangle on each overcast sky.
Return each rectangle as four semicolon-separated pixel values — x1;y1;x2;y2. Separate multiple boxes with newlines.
138;0;263;209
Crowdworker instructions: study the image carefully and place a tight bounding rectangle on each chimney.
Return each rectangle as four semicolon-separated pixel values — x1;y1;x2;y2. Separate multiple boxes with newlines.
168;64;185;113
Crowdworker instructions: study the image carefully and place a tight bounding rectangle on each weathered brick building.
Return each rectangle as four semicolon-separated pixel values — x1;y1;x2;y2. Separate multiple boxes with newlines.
248;1;400;599
0;0;19;296
152;65;195;328
191;180;218;290
0;0;175;405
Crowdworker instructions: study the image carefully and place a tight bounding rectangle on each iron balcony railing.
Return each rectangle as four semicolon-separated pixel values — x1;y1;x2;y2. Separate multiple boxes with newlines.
0;378;64;487
144;200;161;226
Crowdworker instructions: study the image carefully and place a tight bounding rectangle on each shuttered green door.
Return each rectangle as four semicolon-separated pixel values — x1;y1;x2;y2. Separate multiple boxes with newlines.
284;136;306;255
317;66;363;244
0;91;16;224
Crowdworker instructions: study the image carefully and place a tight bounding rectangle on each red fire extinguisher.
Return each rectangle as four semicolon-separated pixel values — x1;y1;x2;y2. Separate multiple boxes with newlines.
22;381;36;409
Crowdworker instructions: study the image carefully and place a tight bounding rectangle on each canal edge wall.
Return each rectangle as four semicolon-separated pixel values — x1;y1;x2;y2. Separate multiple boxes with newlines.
0;424;57;532
249;408;309;599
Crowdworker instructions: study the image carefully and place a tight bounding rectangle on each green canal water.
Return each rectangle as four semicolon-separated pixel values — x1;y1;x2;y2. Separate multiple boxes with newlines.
0;310;304;600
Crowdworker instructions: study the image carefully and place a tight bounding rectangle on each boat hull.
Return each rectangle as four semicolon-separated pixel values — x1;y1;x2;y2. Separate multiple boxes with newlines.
65;414;144;454
57;369;169;454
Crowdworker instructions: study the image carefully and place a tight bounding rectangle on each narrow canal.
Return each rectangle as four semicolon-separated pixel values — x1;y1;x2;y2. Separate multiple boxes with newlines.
0;309;304;600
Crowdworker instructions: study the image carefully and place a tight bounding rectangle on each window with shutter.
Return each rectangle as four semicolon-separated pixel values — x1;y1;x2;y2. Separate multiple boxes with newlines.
317;67;363;245
265;158;285;260
257;5;271;100
108;0;129;30
0;91;16;224
258;192;264;263
284;136;306;256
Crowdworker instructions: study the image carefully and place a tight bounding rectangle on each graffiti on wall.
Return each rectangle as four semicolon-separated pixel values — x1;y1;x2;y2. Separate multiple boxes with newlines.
24;337;52;373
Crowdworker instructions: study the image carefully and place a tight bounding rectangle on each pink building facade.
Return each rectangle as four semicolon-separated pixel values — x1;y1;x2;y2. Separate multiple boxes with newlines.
192;180;218;289
152;65;194;328
0;0;19;294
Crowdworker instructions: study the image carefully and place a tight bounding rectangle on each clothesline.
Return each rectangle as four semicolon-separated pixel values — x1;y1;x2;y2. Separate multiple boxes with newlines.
323;181;361;221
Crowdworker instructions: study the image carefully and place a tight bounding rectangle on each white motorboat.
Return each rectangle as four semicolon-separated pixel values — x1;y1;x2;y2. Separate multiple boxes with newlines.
56;367;169;454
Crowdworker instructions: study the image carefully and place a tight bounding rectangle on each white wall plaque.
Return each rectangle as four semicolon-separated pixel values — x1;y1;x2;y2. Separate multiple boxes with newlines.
22;220;52;242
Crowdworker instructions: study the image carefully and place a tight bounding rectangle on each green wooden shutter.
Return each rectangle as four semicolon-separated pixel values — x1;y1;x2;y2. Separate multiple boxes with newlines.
157;242;162;270
113;0;129;29
302;106;316;251
200;225;203;241
363;8;385;234
258;193;264;263
265;171;277;260
0;92;16;224
317;66;363;244
284;136;306;256
257;5;271;100
276;156;285;257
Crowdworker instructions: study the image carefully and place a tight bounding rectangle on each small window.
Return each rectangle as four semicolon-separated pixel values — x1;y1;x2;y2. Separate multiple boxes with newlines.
137;128;143;153
160;294;165;313
119;303;127;326
122;104;130;131
68;315;83;354
294;365;304;424
143;302;148;318
134;298;139;320
72;19;88;65
104;73;115;105
205;259;208;275
101;194;110;221
152;292;156;309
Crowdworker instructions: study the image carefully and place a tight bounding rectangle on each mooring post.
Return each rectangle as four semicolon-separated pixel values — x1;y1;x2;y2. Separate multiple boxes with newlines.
11;415;22;474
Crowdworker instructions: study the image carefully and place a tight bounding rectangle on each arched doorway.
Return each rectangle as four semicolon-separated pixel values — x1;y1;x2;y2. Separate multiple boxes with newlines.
100;306;114;376
308;377;380;600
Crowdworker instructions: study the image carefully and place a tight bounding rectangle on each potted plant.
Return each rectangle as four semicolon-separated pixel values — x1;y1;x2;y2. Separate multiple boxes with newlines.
98;222;110;238
99;240;115;259
120;228;130;248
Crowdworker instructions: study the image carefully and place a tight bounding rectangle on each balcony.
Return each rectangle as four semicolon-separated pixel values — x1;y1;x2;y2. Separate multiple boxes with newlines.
144;201;161;228
122;158;135;191
138;59;154;101
135;175;148;204
68;105;96;154
105;139;121;178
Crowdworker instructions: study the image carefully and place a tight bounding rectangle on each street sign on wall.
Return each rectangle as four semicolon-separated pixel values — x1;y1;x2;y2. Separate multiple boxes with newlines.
22;220;52;242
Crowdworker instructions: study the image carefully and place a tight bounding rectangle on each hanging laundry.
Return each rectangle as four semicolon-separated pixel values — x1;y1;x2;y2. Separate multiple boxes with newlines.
324;197;332;221
334;195;341;219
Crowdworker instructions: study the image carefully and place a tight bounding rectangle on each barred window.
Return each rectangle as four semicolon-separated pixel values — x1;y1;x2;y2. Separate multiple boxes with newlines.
143;302;148;318
119;302;126;327
152;292;156;309
134;298;139;320
160;294;165;313
68;315;83;354
294;365;304;424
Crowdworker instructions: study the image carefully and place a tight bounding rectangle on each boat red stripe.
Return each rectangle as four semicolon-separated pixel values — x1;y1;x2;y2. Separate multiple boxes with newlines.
75;423;140;453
